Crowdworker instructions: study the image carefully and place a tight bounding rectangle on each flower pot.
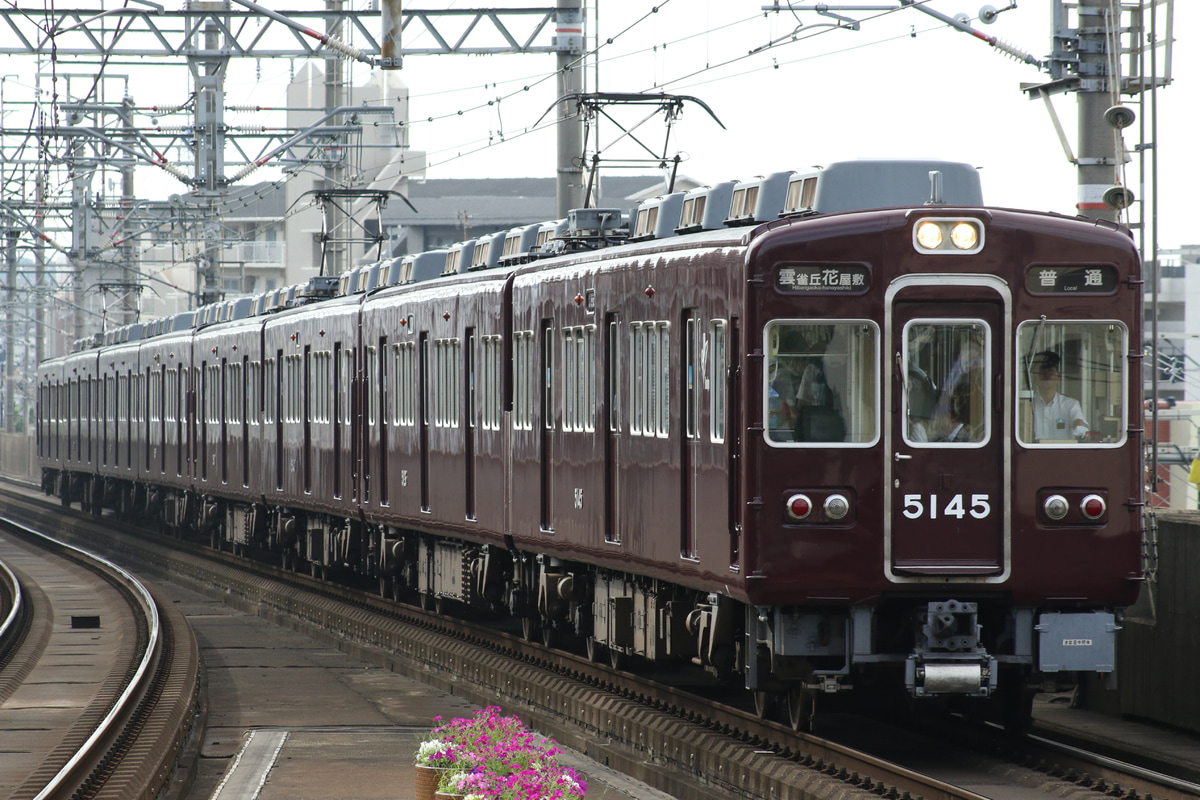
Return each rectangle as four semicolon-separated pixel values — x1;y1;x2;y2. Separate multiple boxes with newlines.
433;792;464;800
413;764;445;800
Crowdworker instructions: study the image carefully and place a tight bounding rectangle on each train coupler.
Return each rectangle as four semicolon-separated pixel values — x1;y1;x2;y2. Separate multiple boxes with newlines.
906;654;998;697
908;599;998;697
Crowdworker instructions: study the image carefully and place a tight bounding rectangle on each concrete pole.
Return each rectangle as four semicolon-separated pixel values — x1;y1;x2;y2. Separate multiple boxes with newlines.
5;230;17;432
324;0;347;277
192;6;228;305
121;99;139;325
70;139;89;341
35;171;45;366
555;0;585;217
1074;0;1120;223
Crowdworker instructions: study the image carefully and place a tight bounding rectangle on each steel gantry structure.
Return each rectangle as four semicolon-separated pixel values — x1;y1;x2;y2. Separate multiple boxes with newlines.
0;1;588;432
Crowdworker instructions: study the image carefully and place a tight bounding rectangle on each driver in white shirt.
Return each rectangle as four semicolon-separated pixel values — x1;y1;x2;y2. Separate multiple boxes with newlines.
1030;350;1088;440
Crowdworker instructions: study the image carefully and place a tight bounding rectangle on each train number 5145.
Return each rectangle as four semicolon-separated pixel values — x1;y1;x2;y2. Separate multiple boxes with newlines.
901;494;991;520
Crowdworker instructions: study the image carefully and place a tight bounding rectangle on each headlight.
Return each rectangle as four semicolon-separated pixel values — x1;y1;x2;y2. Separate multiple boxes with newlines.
915;221;943;249
950;222;979;250
912;217;984;254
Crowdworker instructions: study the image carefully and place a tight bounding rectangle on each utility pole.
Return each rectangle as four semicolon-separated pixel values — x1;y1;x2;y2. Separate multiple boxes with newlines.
120;96;140;325
190;3;229;306
555;0;586;217
1073;0;1123;223
70;138;90;342
324;0;348;278
5;230;17;432
34;171;45;368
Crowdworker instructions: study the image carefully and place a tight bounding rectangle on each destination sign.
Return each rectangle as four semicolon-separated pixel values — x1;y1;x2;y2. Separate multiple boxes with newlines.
775;264;870;293
1026;265;1119;294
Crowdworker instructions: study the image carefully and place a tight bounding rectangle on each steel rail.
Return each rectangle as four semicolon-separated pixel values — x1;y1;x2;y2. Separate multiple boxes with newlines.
0;515;162;800
0;556;22;653
1027;730;1200;800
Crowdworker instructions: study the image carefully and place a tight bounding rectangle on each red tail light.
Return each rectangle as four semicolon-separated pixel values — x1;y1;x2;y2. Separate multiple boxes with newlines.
1080;494;1106;520
786;493;813;521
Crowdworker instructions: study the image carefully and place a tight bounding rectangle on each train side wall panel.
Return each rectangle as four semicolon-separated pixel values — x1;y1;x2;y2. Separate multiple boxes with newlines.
1117;511;1200;735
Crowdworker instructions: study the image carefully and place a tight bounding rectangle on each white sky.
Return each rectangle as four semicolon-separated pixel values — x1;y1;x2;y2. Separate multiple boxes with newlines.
15;1;1196;251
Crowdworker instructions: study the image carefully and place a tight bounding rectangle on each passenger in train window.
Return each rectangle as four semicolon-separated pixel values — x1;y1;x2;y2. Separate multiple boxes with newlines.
770;356;807;425
906;367;937;443
1030;350;1088;440
792;356;845;442
941;373;982;442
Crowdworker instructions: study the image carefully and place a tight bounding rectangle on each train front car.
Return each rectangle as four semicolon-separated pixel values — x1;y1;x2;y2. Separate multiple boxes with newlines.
743;202;1143;730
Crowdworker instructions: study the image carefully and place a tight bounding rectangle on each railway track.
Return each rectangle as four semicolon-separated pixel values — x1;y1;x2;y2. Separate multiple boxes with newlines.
0;512;202;800
1;483;1194;800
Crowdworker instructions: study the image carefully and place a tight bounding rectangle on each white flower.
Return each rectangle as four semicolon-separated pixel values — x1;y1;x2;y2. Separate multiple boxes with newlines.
416;739;448;764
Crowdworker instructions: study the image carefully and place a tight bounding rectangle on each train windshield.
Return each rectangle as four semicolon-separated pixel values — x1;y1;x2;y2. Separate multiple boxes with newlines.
902;320;990;446
1016;320;1127;446
765;320;878;446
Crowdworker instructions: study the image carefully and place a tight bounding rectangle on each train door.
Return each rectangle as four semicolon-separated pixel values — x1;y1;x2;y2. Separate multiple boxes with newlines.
886;279;1009;578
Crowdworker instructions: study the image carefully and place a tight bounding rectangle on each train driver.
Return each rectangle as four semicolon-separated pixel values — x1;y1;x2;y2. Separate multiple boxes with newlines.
1030;350;1088;440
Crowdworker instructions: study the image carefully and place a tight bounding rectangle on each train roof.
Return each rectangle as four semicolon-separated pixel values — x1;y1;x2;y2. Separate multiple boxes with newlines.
71;159;990;348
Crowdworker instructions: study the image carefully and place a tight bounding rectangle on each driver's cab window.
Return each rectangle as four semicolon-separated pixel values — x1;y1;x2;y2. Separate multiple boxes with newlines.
903;320;990;447
765;321;878;446
1016;321;1127;446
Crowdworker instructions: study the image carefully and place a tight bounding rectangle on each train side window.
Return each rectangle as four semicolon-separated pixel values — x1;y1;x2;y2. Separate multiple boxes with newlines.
513;330;534;430
711;320;727;443
1015;320;1127;447
629;321;670;438
543;325;553;431
366;346;378;427
685;315;699;440
249;361;260;425
607;317;621;433
479;335;503;431
764;320;878;447
433;338;460;428
560;326;596;433
393;342;417;426
902;320;990;447
262;359;275;424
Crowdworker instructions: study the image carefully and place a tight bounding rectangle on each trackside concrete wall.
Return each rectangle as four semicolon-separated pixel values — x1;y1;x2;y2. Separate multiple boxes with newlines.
0;433;37;483
1117;511;1200;735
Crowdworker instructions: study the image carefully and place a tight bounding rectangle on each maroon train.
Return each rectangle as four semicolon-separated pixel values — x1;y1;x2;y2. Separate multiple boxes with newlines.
36;159;1144;729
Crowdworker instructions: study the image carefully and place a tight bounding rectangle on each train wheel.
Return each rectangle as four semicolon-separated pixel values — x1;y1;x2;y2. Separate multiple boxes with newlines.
378;576;389;598
609;647;624;671
419;591;434;612
540;621;557;649
586;637;606;663
520;616;537;641
753;691;774;720
786;685;813;732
